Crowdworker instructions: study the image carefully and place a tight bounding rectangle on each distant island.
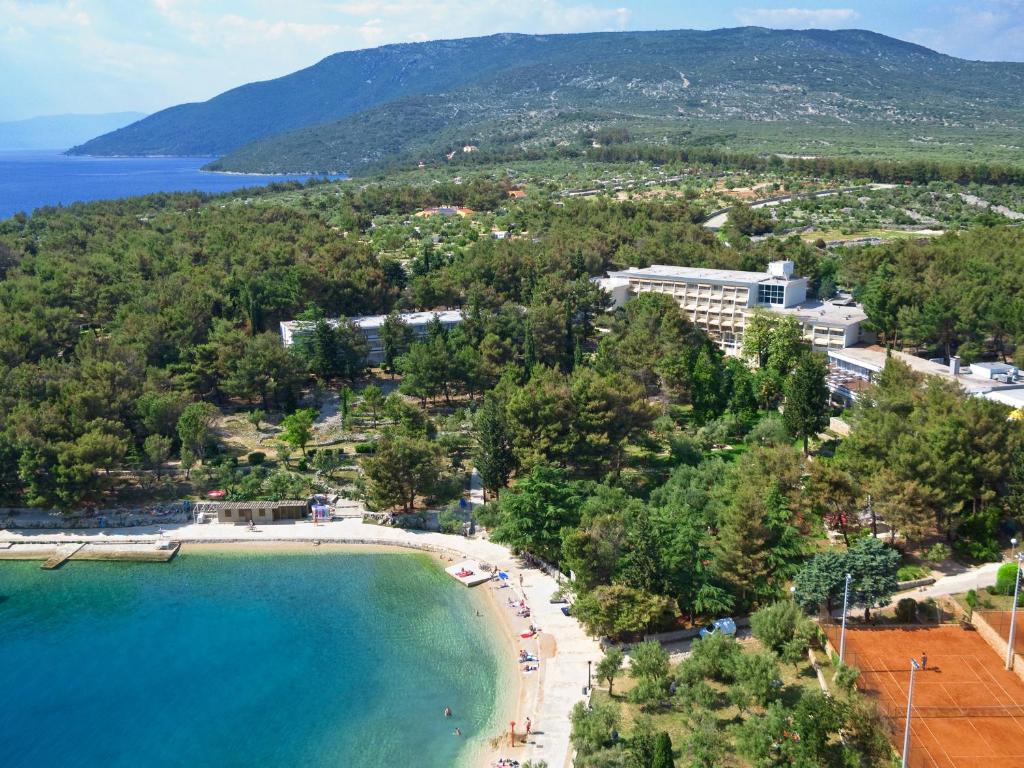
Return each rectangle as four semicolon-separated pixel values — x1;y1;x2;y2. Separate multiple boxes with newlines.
68;27;1024;174
0;112;145;151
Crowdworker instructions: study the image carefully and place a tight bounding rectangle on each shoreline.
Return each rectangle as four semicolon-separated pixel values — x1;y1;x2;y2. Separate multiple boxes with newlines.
1;519;599;768
177;540;522;768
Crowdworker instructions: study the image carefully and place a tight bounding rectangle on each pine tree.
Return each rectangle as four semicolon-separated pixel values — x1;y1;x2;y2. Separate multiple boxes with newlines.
651;731;675;768
783;352;830;455
474;394;516;501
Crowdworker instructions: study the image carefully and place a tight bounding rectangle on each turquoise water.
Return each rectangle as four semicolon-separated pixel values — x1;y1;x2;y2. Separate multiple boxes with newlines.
0;550;505;767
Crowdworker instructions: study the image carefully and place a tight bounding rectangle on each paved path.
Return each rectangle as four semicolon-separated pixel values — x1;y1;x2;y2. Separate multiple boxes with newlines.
1;519;600;768
898;561;1005;601
838;561;1006;619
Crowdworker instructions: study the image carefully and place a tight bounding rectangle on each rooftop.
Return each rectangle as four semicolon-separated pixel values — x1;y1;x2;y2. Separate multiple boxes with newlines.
771;297;869;328
827;345;1022;395
607;264;788;285
280;310;463;345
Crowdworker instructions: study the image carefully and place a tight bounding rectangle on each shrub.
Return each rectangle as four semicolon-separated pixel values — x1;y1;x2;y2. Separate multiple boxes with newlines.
923;542;951;566
995;562;1020;596
897;564;928;582
833;662;860;693
744;414;791;447
687;631;741;682
296;458;308;472
732;651;782;707
750;600;804;654
354;442;376;454
894;597;918;623
247;451;265;466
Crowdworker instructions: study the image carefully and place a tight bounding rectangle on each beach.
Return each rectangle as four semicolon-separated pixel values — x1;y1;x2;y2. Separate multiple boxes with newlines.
0;518;600;768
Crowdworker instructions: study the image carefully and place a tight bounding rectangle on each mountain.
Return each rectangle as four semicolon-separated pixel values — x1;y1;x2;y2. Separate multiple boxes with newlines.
0;112;146;150
71;28;1024;173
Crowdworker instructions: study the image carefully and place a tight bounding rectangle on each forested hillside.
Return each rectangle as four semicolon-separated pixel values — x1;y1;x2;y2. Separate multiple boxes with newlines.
70;28;1024;173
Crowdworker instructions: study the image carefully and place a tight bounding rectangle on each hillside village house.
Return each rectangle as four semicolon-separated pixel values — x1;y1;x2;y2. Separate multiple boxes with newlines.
600;260;868;355
279;310;463;365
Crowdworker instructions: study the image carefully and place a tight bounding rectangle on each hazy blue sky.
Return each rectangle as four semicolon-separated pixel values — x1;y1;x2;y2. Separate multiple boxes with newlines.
2;1;1023;121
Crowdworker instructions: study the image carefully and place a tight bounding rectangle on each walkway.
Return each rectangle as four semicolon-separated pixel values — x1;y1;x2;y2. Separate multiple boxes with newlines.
0;518;600;768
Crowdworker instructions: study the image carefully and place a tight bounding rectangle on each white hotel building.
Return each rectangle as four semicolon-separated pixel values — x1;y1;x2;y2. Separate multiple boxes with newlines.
279;310;463;365
601;260;868;354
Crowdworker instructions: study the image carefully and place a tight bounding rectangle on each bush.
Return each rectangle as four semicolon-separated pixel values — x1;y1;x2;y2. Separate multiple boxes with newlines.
247;451;265;466
750;600;805;655
354;442;376;454
894;597;918;623
744;414;791;447
687;631;740;682
668;434;702;466
833;662;860;693
897;564;928;582
923;542;951;566
995;562;1020;596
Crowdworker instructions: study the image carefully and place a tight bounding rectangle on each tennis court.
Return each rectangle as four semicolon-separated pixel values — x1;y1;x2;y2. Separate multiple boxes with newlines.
831;625;1024;768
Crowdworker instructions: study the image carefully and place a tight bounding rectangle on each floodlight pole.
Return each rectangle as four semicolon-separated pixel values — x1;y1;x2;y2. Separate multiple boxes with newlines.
1007;552;1024;671
901;658;921;768
839;572;853;664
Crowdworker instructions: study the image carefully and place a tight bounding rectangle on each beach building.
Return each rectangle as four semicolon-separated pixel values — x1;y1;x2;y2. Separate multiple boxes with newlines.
279;310;463;365
826;345;1024;407
193;500;309;524
602;261;868;354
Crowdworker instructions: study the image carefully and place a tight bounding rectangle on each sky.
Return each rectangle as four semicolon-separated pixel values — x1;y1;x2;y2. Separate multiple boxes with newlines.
1;0;1024;121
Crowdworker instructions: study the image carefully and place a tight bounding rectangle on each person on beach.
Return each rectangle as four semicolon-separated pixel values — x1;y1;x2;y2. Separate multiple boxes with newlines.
525;718;532;740
444;707;452;718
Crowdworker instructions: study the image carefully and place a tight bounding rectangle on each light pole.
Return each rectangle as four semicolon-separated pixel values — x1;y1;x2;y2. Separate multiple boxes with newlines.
839;572;853;664
587;660;592;693
901;657;922;768
1006;552;1023;671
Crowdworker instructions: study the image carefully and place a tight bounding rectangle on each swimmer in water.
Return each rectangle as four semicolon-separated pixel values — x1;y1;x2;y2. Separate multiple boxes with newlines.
444;707;452;718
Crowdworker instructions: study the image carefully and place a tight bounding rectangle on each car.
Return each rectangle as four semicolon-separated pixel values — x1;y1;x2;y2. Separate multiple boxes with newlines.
698;617;737;639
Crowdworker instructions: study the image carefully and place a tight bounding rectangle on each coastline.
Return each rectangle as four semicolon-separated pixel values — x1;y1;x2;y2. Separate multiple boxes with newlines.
1;519;599;768
179;540;521;767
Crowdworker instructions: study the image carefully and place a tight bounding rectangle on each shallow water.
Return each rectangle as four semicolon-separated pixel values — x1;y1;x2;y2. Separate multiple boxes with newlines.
0;150;335;219
0;550;503;767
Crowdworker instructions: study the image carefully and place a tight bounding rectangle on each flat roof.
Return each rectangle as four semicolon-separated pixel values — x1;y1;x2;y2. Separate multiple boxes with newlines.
827;346;1019;394
282;310;463;334
771;298;868;328
608;265;789;285
983;388;1024;408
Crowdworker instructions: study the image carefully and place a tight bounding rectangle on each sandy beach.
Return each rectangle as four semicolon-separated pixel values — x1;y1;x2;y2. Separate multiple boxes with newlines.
0;519;600;768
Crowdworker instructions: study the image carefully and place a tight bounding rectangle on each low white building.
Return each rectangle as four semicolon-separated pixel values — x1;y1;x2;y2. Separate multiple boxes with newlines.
602;260;868;353
280;310;463;365
826;346;1024;407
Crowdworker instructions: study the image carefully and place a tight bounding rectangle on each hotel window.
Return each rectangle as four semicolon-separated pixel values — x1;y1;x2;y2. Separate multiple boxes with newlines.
758;284;785;305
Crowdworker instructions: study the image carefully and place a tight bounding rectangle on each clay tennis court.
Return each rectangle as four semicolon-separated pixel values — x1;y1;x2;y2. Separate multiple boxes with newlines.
834;626;1024;768
976;610;1024;647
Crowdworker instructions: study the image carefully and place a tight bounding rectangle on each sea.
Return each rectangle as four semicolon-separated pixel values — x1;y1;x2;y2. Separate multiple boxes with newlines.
0;150;336;220
0;549;506;768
